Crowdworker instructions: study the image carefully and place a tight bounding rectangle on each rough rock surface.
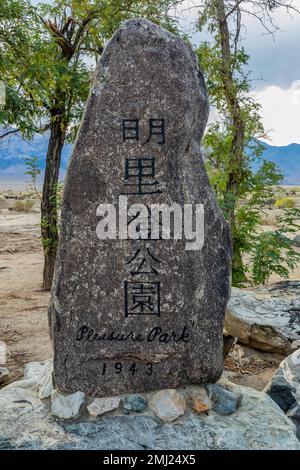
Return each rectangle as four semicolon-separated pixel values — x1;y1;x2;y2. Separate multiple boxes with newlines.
186;386;212;413
87;397;121;417
225;282;300;354
51;391;85;420
2;360;52;397
150;389;186;422
265;348;300;439
0;368;9;384
0;367;299;450
122;395;147;413
207;384;241;416
49;18;231;397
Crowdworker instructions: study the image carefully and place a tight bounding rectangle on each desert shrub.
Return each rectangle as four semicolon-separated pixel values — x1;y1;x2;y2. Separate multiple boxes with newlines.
10;200;25;212
10;199;34;212
251;231;299;285
274;197;295;209
24;199;34;212
250;209;300;285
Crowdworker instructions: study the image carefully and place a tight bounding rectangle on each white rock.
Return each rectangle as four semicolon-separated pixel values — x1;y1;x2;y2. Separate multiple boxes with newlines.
225;283;300;353
1;360;53;399
51;390;85;419
38;368;53;399
150;389;186;422
87;396;121;417
24;362;46;380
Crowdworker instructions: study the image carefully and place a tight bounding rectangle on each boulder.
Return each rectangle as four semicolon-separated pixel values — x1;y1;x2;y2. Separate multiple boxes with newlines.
265;348;300;438
0;361;299;450
225;282;300;354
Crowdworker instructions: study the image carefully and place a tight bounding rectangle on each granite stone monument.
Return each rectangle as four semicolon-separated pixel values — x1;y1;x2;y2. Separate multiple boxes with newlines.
49;18;232;397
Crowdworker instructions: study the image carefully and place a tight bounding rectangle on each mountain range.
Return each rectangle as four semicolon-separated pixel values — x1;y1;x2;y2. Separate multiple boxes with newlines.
0;129;299;185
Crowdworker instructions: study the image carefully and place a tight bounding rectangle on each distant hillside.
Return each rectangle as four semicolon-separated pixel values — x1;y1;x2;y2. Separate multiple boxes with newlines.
258;141;300;185
0;129;72;180
0;128;299;184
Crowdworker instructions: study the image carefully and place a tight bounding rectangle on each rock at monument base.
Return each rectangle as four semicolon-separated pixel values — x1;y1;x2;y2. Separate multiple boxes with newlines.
265;348;300;438
185;386;212;413
0;364;299;450
87;397;121;417
150;389;186;422
38;365;53;400
49;17;231;397
207;384;241;416
122;395;147;414
51;391;85;420
225;282;300;354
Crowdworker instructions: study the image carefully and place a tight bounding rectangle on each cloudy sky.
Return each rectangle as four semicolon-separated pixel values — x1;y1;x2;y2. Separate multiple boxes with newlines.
176;0;300;146
33;0;300;146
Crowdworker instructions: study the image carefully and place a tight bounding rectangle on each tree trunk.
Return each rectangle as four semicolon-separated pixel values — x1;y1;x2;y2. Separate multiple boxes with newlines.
41;110;66;290
215;0;247;283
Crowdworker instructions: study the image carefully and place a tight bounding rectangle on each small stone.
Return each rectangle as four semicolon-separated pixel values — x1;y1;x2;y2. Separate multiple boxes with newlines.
51;390;85;420
0;367;9;384
207;384;240;416
150;389;186;422
122;395;147;413
87;396;121;417
186;386;212;414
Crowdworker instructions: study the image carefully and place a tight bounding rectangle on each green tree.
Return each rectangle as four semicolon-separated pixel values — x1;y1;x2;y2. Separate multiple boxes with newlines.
194;0;300;285
24;155;41;200
0;0;176;289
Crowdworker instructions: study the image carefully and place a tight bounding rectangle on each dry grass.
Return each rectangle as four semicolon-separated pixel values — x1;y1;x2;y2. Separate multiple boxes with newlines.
274;197;295;209
261;216;276;226
9;199;34;213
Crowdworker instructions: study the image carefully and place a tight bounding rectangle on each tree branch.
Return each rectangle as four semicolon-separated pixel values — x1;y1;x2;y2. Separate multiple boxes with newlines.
0;128;20;139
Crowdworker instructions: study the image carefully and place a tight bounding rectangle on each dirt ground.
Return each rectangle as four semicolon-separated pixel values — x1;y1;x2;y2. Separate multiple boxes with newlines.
0;205;52;385
0;188;299;390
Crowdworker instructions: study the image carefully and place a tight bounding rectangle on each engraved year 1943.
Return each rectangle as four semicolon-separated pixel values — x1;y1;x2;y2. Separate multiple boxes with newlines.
100;361;153;378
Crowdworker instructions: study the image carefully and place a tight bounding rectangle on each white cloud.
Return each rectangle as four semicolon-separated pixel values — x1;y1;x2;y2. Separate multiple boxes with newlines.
252;82;300;146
